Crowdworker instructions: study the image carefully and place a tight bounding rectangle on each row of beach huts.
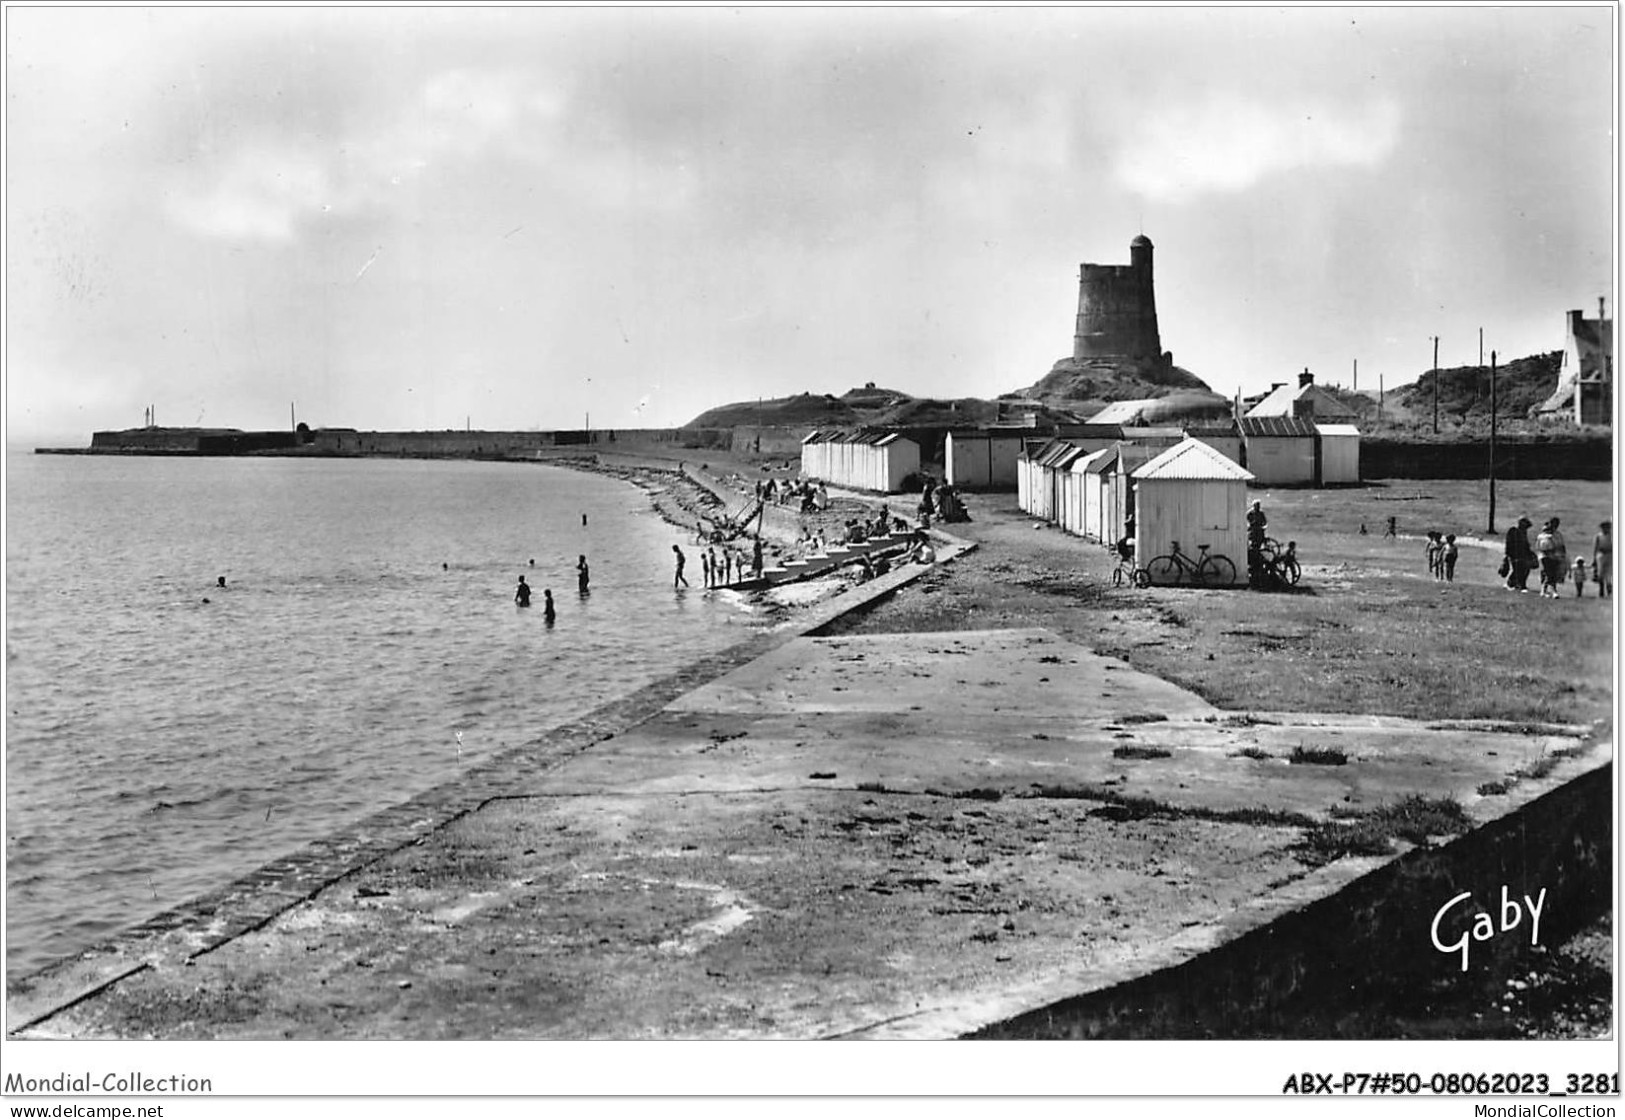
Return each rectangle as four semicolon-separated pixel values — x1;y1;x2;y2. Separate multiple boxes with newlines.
800;418;1359;494
799;419;1362;587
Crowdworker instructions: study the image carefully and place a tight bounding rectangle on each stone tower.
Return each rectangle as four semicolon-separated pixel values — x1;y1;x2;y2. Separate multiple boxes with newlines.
1073;235;1162;363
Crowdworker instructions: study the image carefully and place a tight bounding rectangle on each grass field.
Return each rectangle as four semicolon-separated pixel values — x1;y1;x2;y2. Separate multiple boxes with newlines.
821;477;1613;1038
1228;480;1615;724
825;479;1615;728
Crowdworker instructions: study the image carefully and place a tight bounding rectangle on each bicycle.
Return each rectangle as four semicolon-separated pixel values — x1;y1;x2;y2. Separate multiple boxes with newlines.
1142;540;1238;588
1110;538;1146;587
1254;538;1301;587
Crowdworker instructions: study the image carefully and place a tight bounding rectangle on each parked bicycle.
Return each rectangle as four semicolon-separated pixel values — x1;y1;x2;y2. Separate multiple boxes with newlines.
1254;538;1301;588
1110;537;1143;587
1142;540;1238;588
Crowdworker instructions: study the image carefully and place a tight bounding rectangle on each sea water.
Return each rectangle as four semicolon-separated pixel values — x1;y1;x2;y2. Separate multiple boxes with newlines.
5;453;765;977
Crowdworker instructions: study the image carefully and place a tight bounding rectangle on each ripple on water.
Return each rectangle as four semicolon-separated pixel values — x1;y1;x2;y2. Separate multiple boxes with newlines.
6;455;776;976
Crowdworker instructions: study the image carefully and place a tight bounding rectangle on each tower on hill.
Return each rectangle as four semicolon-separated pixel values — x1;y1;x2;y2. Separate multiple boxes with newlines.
1073;235;1163;364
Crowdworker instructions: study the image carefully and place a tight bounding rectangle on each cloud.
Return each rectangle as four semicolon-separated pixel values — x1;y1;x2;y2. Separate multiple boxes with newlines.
159;61;699;245
162;67;567;243
1111;94;1402;202
165;146;338;241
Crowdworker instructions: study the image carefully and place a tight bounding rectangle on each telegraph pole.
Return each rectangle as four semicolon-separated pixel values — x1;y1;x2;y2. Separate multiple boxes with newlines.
1431;336;1440;434
1488;350;1498;534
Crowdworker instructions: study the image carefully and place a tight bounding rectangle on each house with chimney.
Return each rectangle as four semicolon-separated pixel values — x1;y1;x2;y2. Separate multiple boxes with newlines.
1245;369;1360;422
1537;299;1613;426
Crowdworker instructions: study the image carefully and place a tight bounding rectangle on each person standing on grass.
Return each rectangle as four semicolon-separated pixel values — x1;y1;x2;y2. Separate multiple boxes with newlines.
1572;556;1589;597
1505;517;1536;592
1535;518;1567;598
1593;520;1612;599
1442;534;1459;582
1425;531;1444;579
1546;517;1569;597
1246;500;1268;588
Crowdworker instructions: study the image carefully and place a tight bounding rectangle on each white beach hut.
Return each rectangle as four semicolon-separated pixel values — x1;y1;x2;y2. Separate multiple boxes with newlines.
1080;448;1115;542
1315;423;1362;485
799;430;920;492
945;428;1027;490
1238;417;1318;486
1131;438;1255;586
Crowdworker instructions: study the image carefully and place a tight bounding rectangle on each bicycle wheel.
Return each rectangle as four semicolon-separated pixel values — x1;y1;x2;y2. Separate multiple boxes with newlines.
1196;554;1238;587
1144;555;1182;586
1112;564;1125;587
1282;556;1301;586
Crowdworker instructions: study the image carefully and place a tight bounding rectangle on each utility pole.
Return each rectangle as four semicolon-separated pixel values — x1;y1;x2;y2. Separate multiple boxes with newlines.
1479;328;1483;369
1352;358;1358;394
1431;336;1440;434
1488;350;1498;534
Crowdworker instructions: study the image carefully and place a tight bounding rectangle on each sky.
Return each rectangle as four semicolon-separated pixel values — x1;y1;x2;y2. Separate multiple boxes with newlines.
5;5;1615;445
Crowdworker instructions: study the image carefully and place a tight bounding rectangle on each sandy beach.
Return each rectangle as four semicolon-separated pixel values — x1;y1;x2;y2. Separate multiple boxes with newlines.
7;465;1611;1044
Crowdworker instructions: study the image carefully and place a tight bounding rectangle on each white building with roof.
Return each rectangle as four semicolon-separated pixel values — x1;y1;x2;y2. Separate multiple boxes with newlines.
1131;438;1254;585
1237;416;1319;485
1246;370;1359;422
945;428;1028;489
1315;423;1362;485
1538;300;1613;425
800;430;920;492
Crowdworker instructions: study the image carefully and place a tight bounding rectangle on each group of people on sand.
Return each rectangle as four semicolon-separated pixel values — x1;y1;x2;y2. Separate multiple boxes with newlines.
513;555;591;623
1502;516;1612;599
840;506;907;545
516;476;943;607
757;475;827;514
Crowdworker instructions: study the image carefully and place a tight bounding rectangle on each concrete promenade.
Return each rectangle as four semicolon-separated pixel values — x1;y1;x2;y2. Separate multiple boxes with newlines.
7;526;1610;1037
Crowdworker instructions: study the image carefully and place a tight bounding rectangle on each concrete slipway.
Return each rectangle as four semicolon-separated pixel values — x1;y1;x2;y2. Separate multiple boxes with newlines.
6;541;1611;1040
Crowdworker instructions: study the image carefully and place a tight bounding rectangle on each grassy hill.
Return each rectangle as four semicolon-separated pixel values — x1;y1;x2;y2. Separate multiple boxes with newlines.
683;352;1575;436
1393;352;1562;423
685;388;1081;429
685;392;865;428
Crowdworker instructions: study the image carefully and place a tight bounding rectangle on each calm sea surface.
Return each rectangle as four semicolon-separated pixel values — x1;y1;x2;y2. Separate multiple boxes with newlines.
5;453;769;976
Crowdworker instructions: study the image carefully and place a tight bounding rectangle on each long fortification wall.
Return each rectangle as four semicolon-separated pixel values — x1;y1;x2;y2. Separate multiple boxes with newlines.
303;428;736;458
91;428;232;452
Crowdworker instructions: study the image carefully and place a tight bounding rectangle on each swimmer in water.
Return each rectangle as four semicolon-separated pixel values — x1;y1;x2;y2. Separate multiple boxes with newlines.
543;589;556;624
515;574;532;607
